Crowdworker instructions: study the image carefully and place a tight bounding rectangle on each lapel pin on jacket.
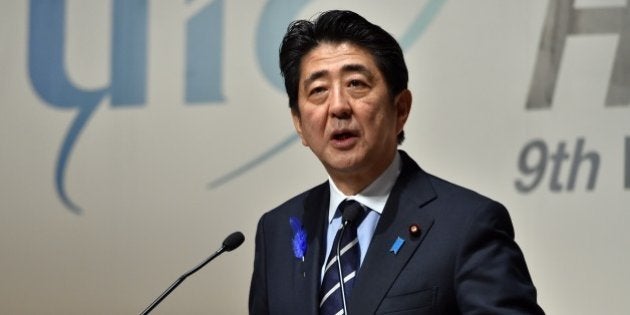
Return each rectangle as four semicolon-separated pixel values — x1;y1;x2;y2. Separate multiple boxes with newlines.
390;236;405;255
289;216;307;262
409;223;421;237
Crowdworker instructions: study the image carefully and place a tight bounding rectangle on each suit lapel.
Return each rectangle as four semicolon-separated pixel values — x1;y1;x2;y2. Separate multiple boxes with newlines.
292;183;329;315
348;152;437;314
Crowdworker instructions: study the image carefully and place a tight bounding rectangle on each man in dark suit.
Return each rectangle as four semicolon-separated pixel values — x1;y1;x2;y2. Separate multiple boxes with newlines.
249;10;544;314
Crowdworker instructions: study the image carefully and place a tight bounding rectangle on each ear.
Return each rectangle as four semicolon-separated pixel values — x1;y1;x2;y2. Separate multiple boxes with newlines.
394;89;412;133
291;109;309;146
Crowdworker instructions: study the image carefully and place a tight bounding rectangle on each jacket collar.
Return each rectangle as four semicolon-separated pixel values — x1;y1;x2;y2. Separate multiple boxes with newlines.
291;151;438;314
292;182;330;314
348;151;437;314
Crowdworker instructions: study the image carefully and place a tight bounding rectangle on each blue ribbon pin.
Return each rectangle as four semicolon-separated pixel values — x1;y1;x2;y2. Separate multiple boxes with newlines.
390;237;405;255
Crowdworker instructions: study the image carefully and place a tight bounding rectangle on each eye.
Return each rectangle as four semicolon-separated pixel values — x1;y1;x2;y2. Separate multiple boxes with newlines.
309;86;327;96
348;79;365;88
347;79;371;90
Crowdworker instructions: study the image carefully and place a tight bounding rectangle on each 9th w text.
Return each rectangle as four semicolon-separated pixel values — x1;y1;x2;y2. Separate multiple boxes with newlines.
515;137;630;193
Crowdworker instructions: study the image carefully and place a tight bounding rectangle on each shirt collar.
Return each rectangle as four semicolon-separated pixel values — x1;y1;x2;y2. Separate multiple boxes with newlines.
328;151;402;223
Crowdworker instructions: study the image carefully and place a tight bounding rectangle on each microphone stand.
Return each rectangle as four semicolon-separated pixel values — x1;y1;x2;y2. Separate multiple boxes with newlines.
335;202;362;315
336;221;350;315
139;245;228;315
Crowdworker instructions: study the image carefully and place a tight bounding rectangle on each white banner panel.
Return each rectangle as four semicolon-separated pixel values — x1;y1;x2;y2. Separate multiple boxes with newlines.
1;1;628;314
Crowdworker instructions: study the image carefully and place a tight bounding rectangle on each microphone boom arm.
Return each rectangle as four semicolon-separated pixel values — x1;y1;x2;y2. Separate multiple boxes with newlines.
139;231;244;315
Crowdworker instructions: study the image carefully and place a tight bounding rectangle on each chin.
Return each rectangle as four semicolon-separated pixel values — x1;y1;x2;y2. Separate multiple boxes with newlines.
325;156;366;173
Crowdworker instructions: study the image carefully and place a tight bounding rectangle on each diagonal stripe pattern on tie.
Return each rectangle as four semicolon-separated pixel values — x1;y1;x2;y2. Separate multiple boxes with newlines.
320;200;367;315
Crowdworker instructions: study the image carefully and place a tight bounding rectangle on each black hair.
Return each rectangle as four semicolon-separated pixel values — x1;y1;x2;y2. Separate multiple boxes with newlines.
279;10;408;143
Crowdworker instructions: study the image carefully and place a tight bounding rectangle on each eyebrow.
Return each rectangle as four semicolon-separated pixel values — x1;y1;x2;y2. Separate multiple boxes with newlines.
302;63;375;89
341;64;374;80
303;70;327;89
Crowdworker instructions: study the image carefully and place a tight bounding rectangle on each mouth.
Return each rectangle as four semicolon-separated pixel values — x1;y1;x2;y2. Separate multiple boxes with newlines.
332;131;356;140
330;129;359;148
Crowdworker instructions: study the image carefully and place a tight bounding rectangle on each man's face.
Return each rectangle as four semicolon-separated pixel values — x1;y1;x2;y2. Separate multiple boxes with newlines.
292;42;411;192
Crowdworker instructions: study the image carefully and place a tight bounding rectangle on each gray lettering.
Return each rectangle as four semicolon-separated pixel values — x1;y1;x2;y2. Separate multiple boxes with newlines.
567;138;599;190
549;141;570;192
515;139;548;193
515;138;602;193
527;0;630;109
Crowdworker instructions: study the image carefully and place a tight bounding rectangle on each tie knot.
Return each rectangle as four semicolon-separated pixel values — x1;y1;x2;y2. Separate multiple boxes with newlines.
338;200;367;226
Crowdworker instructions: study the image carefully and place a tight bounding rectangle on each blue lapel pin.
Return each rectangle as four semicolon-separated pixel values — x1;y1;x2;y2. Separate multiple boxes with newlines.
390;237;405;255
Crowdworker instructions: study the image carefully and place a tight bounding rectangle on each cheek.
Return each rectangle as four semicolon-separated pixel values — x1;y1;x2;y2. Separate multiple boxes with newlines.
365;106;398;138
297;114;326;146
303;109;327;129
363;104;391;127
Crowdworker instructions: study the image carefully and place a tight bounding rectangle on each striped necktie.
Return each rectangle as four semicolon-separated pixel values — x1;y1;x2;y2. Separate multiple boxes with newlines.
320;200;366;315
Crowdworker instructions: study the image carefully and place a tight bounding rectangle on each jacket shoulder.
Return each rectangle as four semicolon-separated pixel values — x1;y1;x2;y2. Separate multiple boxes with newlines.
260;182;328;222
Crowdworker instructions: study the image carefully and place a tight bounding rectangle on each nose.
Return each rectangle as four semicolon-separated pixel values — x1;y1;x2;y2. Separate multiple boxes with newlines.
329;88;351;119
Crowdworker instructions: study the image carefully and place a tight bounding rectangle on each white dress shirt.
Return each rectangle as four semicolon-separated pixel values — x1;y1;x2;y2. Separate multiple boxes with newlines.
321;152;402;281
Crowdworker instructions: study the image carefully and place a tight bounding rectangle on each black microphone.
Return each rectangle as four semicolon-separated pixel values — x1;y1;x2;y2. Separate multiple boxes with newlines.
140;231;245;315
336;202;363;315
342;204;362;224
223;231;246;251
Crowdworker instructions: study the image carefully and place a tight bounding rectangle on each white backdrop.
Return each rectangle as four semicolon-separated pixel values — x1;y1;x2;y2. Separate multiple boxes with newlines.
1;1;629;314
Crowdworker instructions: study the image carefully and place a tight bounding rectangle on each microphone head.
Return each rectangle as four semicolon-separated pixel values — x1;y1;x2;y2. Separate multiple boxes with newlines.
341;202;363;224
222;231;245;251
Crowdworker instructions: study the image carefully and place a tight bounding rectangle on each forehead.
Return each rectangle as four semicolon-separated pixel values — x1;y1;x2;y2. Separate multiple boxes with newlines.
299;42;380;81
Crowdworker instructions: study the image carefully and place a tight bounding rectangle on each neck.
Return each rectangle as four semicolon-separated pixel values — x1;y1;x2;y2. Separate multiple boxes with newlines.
328;150;396;195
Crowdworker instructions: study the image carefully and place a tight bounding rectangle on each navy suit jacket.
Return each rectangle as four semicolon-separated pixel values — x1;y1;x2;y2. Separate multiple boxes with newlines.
249;151;544;314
